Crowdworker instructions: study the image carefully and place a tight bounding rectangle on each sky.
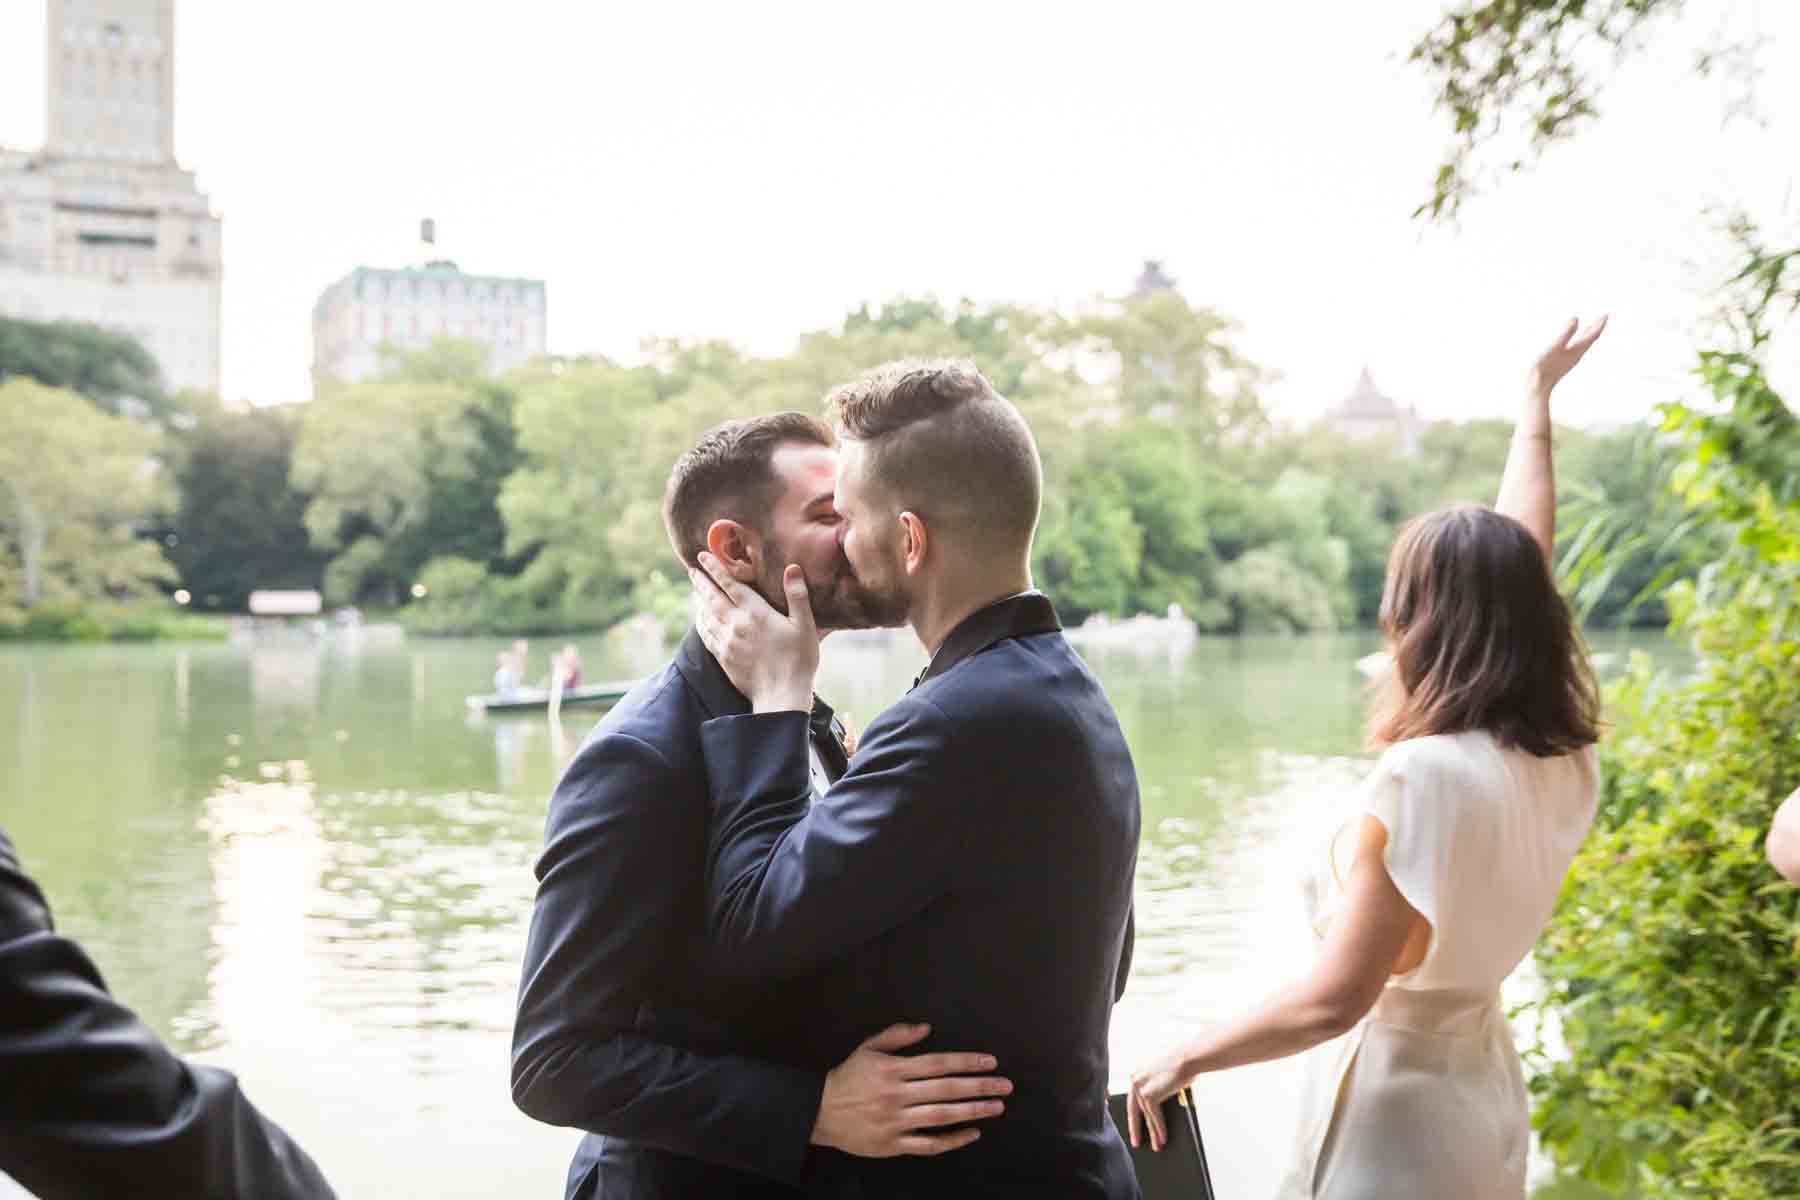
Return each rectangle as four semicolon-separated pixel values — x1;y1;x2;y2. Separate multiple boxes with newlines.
0;1;1794;425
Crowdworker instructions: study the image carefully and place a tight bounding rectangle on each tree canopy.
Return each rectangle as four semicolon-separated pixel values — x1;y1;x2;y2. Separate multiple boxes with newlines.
0;315;173;421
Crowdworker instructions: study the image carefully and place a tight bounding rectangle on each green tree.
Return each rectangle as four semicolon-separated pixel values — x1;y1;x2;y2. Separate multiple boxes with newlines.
1222;546;1340;634
276;287;1724;640
166;399;326;610
0;316;171;420
498;361;669;626
1033;474;1145;622
0;378;173;618
1101;428;1233;627
1410;0;1696;221
292;339;509;606
379;344;525;579
1555;424;1720;628
1058;289;1266;438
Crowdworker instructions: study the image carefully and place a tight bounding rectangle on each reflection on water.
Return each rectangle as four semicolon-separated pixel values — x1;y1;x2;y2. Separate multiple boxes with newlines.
202;772;326;1059
0;630;1675;1198
1128;753;1365;999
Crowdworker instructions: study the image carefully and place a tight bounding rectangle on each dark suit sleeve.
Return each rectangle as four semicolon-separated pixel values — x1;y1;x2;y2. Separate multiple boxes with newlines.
509;731;824;1184
0;830;337;1200
700;702;967;978
1114;906;1134;1002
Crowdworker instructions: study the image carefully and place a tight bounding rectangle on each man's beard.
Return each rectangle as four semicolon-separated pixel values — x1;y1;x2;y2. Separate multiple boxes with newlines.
758;538;907;632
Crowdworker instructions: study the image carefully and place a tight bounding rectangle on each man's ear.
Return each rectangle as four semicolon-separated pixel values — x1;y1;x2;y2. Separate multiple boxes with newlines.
704;519;761;582
899;512;928;576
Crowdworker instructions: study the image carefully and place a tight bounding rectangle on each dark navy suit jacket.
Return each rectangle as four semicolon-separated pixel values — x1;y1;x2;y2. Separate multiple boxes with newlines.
702;594;1142;1199
512;631;854;1199
0;827;336;1200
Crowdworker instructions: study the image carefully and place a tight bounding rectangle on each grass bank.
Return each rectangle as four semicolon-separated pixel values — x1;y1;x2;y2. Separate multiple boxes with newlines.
0;602;232;642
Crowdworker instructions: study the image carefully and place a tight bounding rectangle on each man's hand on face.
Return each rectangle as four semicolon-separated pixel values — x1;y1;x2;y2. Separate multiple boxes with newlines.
691;552;820;713
812;1023;1012;1158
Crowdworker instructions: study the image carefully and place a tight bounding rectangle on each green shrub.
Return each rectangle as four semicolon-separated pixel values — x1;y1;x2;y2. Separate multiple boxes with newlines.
1222;545;1339;633
0;601;230;642
400;556;624;637
1530;345;1800;1198
14;599;107;641
116;609;231;642
629;569;694;644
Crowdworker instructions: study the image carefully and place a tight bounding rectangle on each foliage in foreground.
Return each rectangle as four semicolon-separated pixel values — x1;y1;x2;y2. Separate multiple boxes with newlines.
1403;6;1799;1190
1527;266;1800;1198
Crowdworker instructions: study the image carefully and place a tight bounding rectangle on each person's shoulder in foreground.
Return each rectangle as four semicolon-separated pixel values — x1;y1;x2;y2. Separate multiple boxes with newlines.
1770;786;1800;885
0;827;337;1200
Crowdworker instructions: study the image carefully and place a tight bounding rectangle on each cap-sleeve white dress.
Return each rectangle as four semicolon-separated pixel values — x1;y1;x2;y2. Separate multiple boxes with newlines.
1277;730;1598;1199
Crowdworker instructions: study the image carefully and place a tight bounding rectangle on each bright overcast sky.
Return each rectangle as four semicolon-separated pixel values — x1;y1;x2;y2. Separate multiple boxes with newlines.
1;1;1794;424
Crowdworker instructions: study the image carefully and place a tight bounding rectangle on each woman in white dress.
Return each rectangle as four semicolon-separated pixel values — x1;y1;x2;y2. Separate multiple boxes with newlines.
1126;316;1609;1199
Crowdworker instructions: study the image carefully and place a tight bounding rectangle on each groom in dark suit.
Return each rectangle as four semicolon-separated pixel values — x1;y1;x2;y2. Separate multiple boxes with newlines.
511;412;1013;1199
691;361;1142;1199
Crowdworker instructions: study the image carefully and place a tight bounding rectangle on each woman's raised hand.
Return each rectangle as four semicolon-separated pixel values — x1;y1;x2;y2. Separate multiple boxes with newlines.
1529;315;1608;398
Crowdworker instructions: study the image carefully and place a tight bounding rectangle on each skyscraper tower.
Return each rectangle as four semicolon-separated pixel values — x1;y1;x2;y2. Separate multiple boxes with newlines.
46;0;177;165
0;0;223;397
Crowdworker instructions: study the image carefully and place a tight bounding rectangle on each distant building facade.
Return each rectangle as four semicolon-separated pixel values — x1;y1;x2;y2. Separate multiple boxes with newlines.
312;261;547;386
1321;368;1424;455
0;0;223;396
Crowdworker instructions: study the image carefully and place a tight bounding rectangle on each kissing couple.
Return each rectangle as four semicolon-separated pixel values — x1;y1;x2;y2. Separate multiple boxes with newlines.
511;360;1146;1199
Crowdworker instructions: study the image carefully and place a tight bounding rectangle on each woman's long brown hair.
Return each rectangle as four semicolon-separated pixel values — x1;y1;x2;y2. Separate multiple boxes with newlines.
1370;505;1600;757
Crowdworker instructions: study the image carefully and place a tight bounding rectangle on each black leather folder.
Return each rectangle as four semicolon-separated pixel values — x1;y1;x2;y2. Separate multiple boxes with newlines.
1107;1088;1217;1199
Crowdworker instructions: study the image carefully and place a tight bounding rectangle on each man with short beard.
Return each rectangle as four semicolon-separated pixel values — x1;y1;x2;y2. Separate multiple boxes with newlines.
511;411;1012;1200
692;363;1141;1199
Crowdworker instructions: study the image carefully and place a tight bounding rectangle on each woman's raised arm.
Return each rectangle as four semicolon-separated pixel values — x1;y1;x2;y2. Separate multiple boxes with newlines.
1495;316;1608;562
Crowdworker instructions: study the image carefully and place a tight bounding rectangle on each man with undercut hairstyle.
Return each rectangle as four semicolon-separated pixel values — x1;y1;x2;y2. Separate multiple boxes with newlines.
691;363;1142;1199
511;410;1012;1200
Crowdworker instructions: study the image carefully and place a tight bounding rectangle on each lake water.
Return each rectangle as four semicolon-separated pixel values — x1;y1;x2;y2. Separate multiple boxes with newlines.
0;628;1665;1198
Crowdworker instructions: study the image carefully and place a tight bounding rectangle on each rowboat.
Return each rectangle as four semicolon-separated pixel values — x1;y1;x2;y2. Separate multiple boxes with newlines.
465;679;637;714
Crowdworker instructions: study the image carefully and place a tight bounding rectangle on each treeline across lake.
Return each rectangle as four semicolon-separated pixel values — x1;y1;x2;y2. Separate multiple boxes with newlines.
2;293;1704;639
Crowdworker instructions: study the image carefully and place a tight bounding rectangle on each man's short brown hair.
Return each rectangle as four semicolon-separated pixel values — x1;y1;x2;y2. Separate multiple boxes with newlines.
829;360;1041;555
662;412;835;567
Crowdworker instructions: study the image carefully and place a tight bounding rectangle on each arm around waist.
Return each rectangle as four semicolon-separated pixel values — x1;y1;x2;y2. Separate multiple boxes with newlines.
510;730;824;1182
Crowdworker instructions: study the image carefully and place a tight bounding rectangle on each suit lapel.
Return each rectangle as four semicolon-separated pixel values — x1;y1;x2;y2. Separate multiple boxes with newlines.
813;713;849;783
676;626;849;784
